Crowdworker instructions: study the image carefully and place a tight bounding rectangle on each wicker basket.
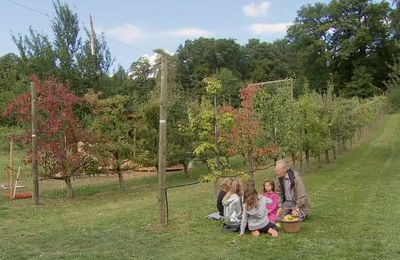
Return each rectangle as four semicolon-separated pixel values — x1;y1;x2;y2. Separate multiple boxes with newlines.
281;220;301;233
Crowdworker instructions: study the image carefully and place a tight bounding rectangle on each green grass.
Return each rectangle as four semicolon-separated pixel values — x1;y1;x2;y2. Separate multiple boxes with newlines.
1;114;400;259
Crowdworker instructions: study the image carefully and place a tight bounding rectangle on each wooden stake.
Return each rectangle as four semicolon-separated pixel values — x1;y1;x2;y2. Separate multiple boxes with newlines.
31;82;39;205
158;55;168;225
8;138;13;199
12;167;21;199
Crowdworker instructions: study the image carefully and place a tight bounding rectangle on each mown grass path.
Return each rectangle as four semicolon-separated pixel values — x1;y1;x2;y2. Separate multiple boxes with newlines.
1;114;399;259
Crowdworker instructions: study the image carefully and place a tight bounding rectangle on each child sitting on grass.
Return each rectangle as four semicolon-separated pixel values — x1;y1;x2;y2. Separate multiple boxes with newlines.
217;178;233;217
222;179;243;232
261;179;278;223
240;180;278;237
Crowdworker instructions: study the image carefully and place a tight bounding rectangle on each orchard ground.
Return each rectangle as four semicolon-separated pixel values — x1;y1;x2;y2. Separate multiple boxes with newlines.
0;114;400;259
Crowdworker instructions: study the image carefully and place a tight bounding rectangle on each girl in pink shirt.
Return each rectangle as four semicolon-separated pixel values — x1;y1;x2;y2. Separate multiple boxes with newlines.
262;179;278;223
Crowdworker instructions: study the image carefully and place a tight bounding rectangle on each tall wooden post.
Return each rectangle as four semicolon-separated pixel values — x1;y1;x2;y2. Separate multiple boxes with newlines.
8;138;13;199
213;94;221;170
31;82;39;205
213;94;222;196
158;55;168;225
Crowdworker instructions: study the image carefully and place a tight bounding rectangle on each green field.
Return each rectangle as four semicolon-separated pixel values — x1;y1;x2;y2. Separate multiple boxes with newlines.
1;114;400;259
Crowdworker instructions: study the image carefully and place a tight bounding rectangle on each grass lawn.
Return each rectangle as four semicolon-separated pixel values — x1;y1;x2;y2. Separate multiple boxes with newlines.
1;114;400;259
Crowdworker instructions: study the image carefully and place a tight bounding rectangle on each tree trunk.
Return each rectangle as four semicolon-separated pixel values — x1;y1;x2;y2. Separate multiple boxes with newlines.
299;150;303;174
291;152;296;168
305;150;310;172
214;179;219;199
332;145;337;160
325;149;329;164
183;163;189;178
117;167;125;192
357;128;362;141
342;138;347;151
65;177;74;199
248;149;254;180
318;153;321;168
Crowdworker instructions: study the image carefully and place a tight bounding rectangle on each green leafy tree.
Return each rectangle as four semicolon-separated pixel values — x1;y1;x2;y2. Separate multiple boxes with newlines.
0;54;27;124
213;68;242;107
254;80;295;163
287;0;395;96
176;38;243;95
86;93;137;192
12;0;113;96
385;55;400;112
242;39;292;83
128;56;156;102
297;83;329;171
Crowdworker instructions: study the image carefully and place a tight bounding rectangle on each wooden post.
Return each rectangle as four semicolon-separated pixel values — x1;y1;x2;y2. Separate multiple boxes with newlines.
158;55;168;225
213;94;221;196
213;94;221;170
31;82;39;205
8;138;13;199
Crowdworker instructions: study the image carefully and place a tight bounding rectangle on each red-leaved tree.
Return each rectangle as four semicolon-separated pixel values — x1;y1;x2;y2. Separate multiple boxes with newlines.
3;76;93;198
219;85;263;179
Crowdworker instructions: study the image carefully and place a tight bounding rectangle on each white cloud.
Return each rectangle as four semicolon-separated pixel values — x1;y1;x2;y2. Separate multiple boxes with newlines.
100;23;143;44
98;24;212;43
143;53;158;66
249;23;292;35
163;27;213;38
142;50;173;66
242;1;271;17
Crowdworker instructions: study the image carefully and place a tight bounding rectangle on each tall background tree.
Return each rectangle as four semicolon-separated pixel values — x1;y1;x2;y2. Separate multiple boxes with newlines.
12;0;113;96
287;0;397;96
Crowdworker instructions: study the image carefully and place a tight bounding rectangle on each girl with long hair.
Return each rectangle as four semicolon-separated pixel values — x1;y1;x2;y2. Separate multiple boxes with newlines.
240;180;278;237
222;179;243;231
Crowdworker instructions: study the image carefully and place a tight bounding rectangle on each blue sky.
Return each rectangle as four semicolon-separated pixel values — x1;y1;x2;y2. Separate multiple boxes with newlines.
0;0;330;70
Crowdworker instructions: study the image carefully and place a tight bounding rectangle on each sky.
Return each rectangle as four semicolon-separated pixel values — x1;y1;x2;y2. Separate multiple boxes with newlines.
0;0;330;71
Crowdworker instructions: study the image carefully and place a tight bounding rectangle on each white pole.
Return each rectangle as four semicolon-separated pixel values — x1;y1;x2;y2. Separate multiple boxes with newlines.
12;166;21;199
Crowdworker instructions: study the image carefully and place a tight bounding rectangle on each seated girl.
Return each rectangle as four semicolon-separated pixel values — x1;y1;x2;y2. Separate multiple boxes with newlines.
240;180;278;237
222;179;242;231
261;179;278;223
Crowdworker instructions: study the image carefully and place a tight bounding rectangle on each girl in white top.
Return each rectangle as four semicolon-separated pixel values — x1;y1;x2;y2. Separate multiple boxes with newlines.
222;179;242;230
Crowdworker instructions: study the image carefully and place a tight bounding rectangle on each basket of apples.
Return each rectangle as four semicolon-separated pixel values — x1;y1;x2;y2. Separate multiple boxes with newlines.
280;214;301;233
